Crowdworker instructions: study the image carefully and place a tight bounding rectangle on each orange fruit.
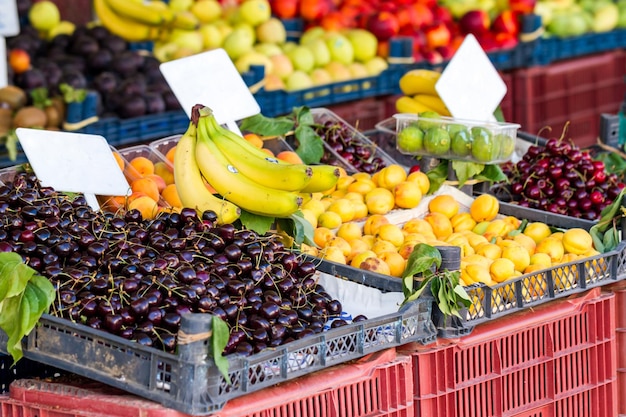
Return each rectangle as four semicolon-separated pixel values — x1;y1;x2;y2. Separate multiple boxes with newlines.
428;194;459;219
562;228;593;255
407;170;430;195
379;251;406;277
276;150;303;164
129;156;155;177
424;212;453;239
161;184;182;208
393;181;422;209
363;214;389;236
469;194;499;222
244;133;264;148
523;222;552;245
376;164;407;190
364;187;395;215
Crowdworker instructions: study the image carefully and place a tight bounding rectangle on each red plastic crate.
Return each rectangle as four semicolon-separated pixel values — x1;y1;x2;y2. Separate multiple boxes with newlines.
0;348;414;417
608;284;626;417
400;288;617;417
512;50;626;149
326;98;388;132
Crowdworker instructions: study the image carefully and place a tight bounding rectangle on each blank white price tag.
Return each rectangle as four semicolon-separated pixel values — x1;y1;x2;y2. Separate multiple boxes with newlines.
160;48;260;126
16;128;131;209
0;0;20;37
435;34;506;122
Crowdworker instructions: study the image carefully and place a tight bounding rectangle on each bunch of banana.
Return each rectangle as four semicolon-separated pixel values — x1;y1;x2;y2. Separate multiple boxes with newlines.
93;0;200;43
395;69;452;117
174;106;341;222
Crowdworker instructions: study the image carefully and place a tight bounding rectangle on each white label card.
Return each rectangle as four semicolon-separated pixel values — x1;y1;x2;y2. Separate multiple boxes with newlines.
0;36;6;88
0;0;20;37
16;128;131;197
160;48;260;126
435;34;506;122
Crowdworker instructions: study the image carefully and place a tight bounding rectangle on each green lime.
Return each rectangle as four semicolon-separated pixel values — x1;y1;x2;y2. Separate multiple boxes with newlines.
496;133;515;160
451;129;472;157
447;123;467;136
424;127;451;156
416;110;441;131
471;127;496;162
397;124;424;153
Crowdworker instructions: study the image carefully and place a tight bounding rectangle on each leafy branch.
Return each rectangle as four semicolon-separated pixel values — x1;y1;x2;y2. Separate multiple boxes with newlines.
401;244;471;318
590;187;626;253
240;106;324;164
0;252;55;363
426;160;507;194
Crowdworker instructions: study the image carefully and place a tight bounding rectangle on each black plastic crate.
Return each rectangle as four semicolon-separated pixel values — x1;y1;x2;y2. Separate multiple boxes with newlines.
0;268;435;416
1;355;63;394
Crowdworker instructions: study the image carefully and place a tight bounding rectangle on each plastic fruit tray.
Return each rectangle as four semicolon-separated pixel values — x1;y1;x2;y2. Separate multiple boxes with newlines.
402;287;617;417
1;349;413;417
0;264;435;416
393;113;520;164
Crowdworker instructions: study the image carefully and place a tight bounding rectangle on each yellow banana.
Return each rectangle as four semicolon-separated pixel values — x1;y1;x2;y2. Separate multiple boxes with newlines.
173;122;241;225
195;108;303;218
395;96;434;115
399;69;441;96
104;0;164;26
94;0;161;42
413;94;451;117
149;1;175;23
299;164;341;193
203;115;313;192
168;10;200;30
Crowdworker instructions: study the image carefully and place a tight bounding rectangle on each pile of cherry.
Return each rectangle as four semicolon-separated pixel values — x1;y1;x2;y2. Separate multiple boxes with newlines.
500;138;625;220
0;172;359;356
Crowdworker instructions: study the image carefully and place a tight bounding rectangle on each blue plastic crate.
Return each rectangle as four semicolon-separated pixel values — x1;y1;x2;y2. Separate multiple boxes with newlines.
281;18;304;42
533;29;626;66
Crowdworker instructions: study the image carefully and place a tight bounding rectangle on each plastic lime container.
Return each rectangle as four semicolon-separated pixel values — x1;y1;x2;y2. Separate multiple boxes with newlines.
393;113;521;164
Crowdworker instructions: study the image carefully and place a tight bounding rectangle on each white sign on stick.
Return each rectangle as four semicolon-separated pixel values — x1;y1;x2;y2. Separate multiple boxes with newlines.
160;48;260;127
435;34;507;122
0;0;20;37
0;37;6;88
16;128;131;209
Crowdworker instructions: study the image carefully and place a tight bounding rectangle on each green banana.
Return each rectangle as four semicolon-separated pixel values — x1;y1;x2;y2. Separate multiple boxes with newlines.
300;164;341;193
195;108;303;218
173;122;241;225
204;115;313;192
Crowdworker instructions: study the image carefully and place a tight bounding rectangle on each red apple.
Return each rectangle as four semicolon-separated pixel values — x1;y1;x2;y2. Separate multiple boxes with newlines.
270;0;299;19
494;32;519;49
475;32;499;52
459;10;491;35
366;11;400;41
412;3;435;28
492;10;520;36
509;0;537;14
299;0;333;21
431;5;453;25
424;22;451;50
378;2;398;13
436;44;456;60
422;49;443;65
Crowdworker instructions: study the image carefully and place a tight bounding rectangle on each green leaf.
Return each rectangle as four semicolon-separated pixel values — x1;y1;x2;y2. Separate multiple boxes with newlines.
453;284;472;306
237;211;275;236
402;243;442;279
287;211;315;247
59;83;87;103
294;106;314;126
30;87;52;109
27;274;55;314
603;228;619;252
451;161;484;187
0;295;25;362
211;316;230;380
425;161;448;194
240;113;295;137
0;252;34;301
475;164;507;183
493;106;505;122
294;125;324;164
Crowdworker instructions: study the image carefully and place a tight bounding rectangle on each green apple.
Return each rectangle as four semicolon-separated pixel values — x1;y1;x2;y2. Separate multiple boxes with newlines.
397;125;424;153
256;17;286;44
169;29;204;54
310;68;333;86
286;70;314;91
223;27;255;59
199;24;224;50
364;57;388;76
29;1;60;32
348;62;369;79
346;29;378;63
255;43;283;56
168;0;194;12
324;61;351;82
305;38;331;67
269;54;294;79
286;46;315;72
325;33;354;66
190;0;222;23
239;0;271;27
548;10;589;37
300;27;326;45
591;3;619;32
235;51;273;74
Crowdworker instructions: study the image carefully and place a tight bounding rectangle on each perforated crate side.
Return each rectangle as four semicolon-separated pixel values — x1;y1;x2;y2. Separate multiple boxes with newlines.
402;289;616;417
1;356;63;394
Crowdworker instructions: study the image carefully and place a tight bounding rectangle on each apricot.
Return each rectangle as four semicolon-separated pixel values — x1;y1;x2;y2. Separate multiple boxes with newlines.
128;195;159;220
161;183;182;208
145;174;167;193
428;194;459;219
165;146;176;164
154;161;175;185
276;150;303;164
129;156;155;177
244;133;264;149
131;177;160;202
